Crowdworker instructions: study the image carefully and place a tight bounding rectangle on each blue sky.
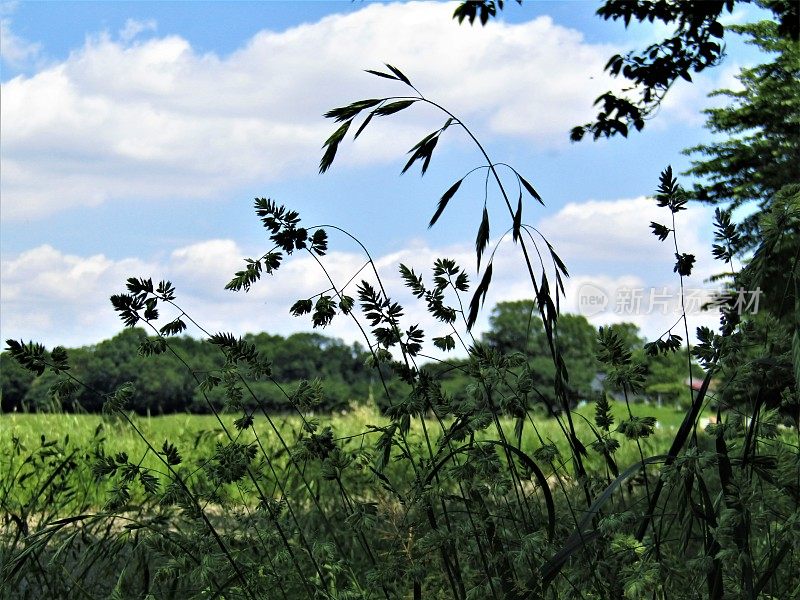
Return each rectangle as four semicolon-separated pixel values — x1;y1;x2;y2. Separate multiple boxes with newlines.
0;1;767;352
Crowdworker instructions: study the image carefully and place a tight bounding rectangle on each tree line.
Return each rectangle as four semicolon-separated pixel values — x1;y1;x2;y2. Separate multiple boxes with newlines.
1;329;371;414
2;305;692;415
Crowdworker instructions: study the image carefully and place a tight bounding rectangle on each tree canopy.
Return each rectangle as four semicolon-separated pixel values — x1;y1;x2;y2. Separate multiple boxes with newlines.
455;0;799;141
482;301;692;408
675;18;799;415
684;20;800;246
1;329;373;414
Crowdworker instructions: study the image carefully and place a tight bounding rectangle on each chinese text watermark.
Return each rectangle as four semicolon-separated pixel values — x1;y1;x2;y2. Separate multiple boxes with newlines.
577;285;762;317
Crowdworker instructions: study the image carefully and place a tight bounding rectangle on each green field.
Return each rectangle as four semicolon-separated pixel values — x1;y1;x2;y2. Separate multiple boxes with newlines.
6;403;796;600
2;400;696;450
1;402;699;510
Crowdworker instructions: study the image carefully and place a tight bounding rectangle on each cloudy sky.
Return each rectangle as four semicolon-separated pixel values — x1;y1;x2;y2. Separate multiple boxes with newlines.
1;1;765;354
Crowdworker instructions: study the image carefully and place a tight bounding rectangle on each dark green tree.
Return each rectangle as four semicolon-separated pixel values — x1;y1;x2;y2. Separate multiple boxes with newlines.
673;18;799;415
483;299;540;355
684;20;800;246
484;302;600;404
712;187;800;414
1;328;375;414
0;351;35;411
555;314;601;401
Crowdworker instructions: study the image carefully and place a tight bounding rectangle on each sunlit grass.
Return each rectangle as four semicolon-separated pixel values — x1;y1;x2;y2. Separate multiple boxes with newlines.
0;400;702;510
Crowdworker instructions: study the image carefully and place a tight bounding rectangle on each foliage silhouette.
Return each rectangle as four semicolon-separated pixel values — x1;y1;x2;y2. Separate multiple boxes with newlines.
684;20;800;247
454;0;799;142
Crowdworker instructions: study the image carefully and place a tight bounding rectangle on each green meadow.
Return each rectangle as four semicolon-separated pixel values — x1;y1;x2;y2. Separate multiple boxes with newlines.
1;402;702;510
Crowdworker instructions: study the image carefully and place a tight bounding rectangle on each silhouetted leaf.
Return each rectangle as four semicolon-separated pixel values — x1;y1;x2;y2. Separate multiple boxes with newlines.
159;318;187;336
467;262;492;330
455;271;469;292
548;243;569;277
674;252;696;276
385;63;411;85
319;120;352;173
513;192;522;242
339;295;354;314
365;69;398;81
353;110;375;139
323;99;381;122
475;206;490;271
234;414;254;430
402;131;439;176
399;264;426;298
519;174;544;205
650;222;672;241
161;441;182;466
429;179;463;228
313;297;336;328
290;299;313;317
374;100;416;116
433;335;456;352
311;229;328;256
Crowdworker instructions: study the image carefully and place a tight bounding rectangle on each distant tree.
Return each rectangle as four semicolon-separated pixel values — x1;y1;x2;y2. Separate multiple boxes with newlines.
586;321;698;405
73;329;197;414
484;302;599;404
484;299;540;355
16;370;61;411
421;357;472;402
0;351;35;411
0;328;375;414
555;314;600;401
247;331;370;399
644;348;698;407
712;191;800;414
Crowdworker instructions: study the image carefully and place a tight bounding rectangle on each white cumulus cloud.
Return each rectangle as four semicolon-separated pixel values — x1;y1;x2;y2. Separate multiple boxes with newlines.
1;196;724;352
0;17;41;68
118;18;157;43
2;2;631;220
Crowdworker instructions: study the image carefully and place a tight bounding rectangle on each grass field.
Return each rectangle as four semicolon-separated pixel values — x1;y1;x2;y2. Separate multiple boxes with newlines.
1;400;696;450
1;401;700;510
3;402;798;599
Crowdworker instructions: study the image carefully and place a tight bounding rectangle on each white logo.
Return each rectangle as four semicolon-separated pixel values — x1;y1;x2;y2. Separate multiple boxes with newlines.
577;283;609;316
